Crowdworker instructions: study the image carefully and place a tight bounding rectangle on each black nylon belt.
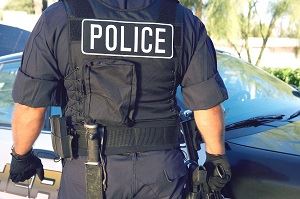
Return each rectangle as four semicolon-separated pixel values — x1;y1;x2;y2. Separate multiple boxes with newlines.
71;125;181;156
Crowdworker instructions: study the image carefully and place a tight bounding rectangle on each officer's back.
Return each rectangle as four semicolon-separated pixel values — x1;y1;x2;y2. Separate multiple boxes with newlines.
9;1;231;199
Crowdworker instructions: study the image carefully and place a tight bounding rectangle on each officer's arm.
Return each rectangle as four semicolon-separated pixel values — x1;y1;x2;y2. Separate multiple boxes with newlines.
12;103;46;155
193;104;225;155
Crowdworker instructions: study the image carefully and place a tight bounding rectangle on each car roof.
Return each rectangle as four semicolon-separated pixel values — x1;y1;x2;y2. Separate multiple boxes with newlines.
0;52;23;63
0;24;30;57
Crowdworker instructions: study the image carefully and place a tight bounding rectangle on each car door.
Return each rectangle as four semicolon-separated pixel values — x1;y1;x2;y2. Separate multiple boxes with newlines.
0;54;62;199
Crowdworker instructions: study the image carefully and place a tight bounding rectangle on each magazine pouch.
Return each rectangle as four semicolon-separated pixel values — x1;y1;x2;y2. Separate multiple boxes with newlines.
83;59;137;126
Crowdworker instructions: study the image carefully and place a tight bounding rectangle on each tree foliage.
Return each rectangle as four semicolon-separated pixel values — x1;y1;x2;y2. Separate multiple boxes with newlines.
4;0;34;14
181;0;299;66
253;0;291;65
213;0;294;65
205;0;241;40
281;0;300;38
180;0;203;18
265;68;300;89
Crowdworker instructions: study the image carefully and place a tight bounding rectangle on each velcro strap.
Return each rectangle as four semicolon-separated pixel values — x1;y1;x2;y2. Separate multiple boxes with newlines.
157;0;178;24
157;0;181;47
72;126;180;155
69;19;81;41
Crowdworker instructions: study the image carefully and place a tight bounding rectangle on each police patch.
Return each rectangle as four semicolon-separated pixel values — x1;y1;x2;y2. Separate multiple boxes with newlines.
81;19;174;59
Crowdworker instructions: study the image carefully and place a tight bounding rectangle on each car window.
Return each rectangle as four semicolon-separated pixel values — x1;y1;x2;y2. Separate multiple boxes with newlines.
0;60;19;126
0;58;53;130
218;54;300;124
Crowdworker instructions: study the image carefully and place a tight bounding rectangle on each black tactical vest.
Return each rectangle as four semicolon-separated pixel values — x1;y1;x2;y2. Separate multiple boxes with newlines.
61;0;184;154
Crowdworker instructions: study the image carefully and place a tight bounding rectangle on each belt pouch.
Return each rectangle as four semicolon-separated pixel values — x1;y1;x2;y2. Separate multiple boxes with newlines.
50;115;73;158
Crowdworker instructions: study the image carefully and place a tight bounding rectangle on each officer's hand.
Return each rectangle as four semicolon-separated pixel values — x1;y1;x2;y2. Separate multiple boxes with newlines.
9;149;44;183
204;152;231;192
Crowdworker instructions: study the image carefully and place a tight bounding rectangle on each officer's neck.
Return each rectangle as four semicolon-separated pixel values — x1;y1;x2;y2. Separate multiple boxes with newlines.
101;0;156;10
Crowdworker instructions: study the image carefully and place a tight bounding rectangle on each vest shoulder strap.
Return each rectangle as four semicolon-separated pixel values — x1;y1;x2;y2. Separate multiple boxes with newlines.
62;0;178;23
157;0;179;24
61;0;95;18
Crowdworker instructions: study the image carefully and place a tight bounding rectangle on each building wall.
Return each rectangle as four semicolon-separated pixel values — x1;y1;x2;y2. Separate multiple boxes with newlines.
217;38;300;69
1;11;39;31
0;0;9;10
0;0;58;31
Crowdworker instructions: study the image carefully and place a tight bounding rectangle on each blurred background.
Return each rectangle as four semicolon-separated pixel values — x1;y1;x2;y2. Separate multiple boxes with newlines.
0;0;299;87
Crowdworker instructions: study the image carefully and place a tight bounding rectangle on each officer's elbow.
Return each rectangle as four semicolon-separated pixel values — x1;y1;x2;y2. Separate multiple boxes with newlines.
193;104;224;127
13;103;47;122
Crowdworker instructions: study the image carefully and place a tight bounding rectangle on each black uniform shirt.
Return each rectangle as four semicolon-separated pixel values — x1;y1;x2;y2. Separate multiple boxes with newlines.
12;0;228;111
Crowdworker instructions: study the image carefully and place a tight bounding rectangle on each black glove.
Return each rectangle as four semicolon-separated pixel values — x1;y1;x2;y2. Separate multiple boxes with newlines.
10;148;44;183
204;152;231;192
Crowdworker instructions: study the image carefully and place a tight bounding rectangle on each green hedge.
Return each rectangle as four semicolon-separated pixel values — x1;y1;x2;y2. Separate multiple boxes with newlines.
264;68;300;88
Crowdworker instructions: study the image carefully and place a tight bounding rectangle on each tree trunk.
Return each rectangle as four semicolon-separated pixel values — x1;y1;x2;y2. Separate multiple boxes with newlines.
227;39;243;58
255;15;277;66
245;1;254;64
245;37;252;64
33;0;42;15
255;38;268;66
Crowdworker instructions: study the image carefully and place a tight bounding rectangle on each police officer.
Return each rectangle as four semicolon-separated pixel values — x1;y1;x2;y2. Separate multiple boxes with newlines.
9;0;231;198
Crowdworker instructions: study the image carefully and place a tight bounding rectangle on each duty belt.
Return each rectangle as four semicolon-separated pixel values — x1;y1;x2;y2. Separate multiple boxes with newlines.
70;125;181;156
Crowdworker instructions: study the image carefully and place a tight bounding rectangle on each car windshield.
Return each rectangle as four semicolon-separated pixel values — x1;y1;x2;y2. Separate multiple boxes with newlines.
218;53;300;125
0;60;19;126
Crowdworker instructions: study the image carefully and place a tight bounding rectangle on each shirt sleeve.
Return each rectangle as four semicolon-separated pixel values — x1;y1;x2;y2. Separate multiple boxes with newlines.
12;3;66;108
181;18;228;110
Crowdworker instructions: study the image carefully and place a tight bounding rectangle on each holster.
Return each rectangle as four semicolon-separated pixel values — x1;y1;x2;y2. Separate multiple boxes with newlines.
181;112;224;199
50;115;73;159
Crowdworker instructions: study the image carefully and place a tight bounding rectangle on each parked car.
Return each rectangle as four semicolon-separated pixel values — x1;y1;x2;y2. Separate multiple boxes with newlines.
0;51;300;199
177;51;300;199
0;24;30;56
0;52;61;199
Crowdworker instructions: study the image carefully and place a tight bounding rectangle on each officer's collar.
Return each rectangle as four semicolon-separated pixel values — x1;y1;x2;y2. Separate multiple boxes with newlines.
100;0;156;10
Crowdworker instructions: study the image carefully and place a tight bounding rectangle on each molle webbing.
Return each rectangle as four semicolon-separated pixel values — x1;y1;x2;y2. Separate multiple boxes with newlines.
72;125;181;155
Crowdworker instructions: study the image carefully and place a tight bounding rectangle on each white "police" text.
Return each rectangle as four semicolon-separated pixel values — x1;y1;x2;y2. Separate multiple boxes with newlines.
82;19;174;59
